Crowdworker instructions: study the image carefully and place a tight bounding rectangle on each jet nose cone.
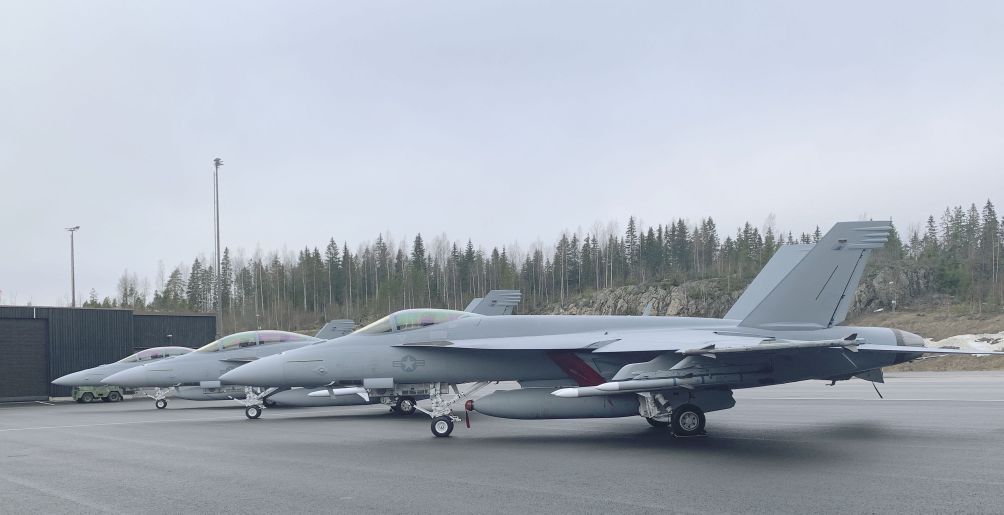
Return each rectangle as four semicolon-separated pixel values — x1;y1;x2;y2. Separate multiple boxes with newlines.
102;367;151;387
52;370;103;386
220;358;285;386
52;371;82;386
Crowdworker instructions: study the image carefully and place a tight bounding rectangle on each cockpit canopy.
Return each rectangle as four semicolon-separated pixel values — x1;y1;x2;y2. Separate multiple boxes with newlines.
194;330;320;353
355;309;478;335
116;346;193;363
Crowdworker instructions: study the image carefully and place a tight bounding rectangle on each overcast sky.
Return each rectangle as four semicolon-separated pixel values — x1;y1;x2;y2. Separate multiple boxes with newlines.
2;1;1002;306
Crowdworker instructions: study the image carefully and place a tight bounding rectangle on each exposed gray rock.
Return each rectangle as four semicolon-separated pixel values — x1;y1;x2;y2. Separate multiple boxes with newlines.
535;263;933;319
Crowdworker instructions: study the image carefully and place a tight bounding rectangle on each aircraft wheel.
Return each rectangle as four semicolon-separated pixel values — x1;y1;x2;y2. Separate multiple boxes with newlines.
108;391;123;402
671;404;706;436
646;417;669;428
245;406;262;419
155;399;167;409
81;392;94;403
431;416;454;437
396;397;417;416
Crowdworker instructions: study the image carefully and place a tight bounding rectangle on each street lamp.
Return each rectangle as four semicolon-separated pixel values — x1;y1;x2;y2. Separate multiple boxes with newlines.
66;226;80;307
213;158;223;336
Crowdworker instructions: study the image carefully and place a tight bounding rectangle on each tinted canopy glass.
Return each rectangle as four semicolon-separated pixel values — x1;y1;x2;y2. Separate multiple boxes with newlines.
195;330;318;352
356;309;476;335
116;346;193;363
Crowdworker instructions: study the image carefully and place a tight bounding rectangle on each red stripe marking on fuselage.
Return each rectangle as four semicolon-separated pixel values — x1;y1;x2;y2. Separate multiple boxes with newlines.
546;351;606;387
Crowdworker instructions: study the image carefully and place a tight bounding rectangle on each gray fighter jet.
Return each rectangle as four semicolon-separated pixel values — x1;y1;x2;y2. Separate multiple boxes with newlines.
101;330;333;409
222;221;1004;437
101;291;523;414
52;346;193;387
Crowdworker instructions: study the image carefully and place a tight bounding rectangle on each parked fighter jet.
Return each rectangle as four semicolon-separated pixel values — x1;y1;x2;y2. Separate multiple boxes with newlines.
52;346;193;387
222;221;1004;437
102;291;523;414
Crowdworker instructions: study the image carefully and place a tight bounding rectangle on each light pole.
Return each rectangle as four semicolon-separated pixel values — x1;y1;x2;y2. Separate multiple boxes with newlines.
66;226;80;307
213;158;223;336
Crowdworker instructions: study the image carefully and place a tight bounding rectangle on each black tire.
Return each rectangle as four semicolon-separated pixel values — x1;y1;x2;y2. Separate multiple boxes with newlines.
246;406;262;419
81;392;94;403
396;397;417;416
101;396;111;402
670;404;706;437
75;397;85;403
155;399;167;409
431;416;454;437
646;417;669;428
108;391;123;402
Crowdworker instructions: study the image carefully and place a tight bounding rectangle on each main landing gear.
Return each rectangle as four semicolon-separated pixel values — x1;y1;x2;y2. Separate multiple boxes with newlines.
393;396;417;416
415;382;491;437
639;393;707;437
669;404;706;437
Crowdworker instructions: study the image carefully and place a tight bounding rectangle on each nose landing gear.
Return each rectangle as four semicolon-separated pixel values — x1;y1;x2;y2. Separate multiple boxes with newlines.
147;387;171;409
415;382;492;437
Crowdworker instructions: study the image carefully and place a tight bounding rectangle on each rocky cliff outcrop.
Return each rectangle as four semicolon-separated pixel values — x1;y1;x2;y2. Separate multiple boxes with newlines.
532;279;743;318
534;262;933;319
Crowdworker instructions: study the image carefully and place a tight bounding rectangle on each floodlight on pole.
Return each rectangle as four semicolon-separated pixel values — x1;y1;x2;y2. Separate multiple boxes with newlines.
213;158;223;336
66;226;80;307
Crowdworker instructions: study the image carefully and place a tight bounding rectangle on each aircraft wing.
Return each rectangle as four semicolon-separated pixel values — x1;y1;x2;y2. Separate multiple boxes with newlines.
397;329;884;355
854;344;1004;355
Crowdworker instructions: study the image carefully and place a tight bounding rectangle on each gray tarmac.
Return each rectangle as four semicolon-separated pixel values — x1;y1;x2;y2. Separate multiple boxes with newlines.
2;371;1004;514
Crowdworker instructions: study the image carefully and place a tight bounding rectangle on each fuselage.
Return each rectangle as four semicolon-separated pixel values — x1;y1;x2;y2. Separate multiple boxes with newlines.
101;331;323;387
220;313;922;389
52;346;193;387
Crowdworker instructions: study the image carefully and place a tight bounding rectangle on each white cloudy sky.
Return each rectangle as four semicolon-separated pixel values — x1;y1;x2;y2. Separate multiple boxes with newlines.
1;1;1002;305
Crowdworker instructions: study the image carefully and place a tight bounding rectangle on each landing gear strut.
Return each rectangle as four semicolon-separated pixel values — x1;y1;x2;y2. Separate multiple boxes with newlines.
147;387;171;409
415;382;491;437
232;386;280;420
645;417;669;428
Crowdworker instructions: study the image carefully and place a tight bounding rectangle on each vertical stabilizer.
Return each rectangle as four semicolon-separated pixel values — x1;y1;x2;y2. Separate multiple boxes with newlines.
738;221;892;330
465;290;522;316
724;244;813;320
315;320;355;339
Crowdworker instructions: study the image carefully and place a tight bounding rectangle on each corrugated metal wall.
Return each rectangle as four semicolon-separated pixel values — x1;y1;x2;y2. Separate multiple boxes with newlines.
0;318;49;401
133;313;216;349
0;307;216;397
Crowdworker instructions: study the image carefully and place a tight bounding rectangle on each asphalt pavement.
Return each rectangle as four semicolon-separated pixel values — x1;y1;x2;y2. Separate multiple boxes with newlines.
2;372;1003;514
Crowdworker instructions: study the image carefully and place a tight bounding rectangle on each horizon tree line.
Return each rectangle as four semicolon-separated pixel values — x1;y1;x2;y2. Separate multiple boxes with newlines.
81;199;1003;332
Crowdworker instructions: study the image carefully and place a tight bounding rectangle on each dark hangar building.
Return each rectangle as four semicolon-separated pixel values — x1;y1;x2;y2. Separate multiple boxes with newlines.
0;306;216;401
